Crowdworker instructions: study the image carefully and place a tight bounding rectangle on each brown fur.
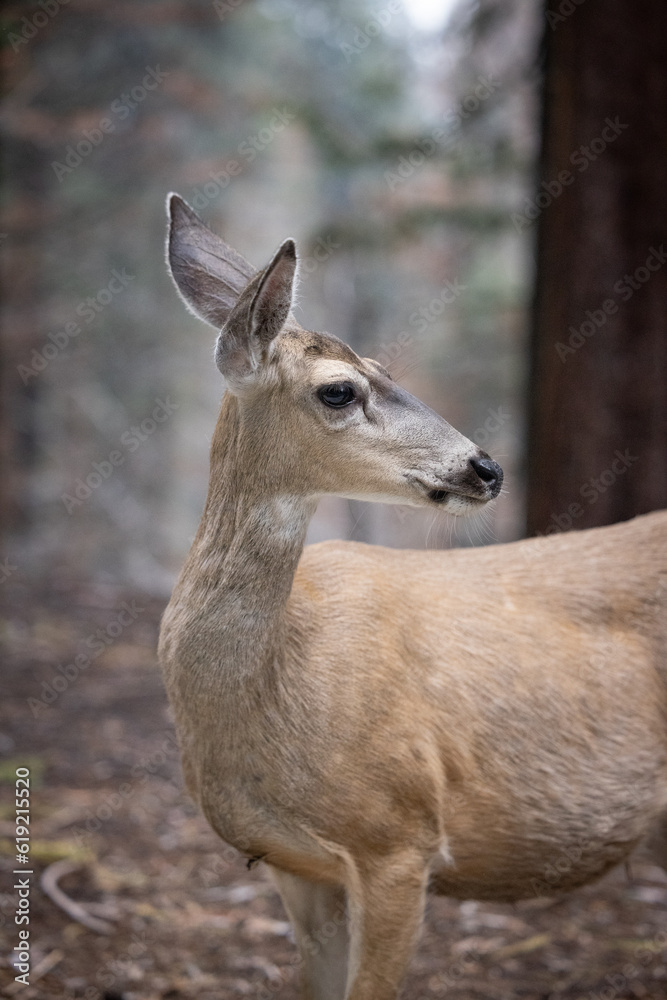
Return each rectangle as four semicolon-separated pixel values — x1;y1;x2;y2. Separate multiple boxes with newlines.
159;195;667;1000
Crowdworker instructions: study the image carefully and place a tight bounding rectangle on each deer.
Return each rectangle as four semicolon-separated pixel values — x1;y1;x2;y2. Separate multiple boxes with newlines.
158;193;667;1000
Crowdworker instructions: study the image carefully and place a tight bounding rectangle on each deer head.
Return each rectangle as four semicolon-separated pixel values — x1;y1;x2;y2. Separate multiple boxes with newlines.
166;193;503;512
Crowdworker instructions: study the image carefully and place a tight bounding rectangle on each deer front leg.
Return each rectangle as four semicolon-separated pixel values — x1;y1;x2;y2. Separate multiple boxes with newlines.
269;867;349;1000
344;850;430;1000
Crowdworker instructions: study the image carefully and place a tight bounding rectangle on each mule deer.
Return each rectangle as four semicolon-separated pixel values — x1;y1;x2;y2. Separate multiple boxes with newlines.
158;194;667;1000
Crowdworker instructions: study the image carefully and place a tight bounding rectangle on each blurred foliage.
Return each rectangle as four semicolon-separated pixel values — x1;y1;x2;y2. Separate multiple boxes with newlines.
0;755;45;784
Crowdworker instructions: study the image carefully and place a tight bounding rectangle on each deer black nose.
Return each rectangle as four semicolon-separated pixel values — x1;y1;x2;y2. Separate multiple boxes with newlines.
470;456;503;497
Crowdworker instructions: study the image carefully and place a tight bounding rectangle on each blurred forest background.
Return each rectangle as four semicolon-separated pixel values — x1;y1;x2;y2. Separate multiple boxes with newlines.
2;2;667;999
1;0;540;596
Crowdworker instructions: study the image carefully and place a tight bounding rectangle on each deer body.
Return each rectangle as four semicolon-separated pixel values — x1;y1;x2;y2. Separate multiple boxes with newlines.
159;195;667;1000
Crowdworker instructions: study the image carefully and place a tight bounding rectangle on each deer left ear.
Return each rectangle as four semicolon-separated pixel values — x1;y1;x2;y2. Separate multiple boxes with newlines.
215;239;298;388
166;193;255;328
249;239;297;348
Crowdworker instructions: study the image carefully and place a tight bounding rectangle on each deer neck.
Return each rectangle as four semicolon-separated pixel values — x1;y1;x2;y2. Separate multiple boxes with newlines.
176;392;316;675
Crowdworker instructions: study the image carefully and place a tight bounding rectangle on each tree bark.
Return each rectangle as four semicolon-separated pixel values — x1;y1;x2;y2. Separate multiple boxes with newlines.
526;0;667;535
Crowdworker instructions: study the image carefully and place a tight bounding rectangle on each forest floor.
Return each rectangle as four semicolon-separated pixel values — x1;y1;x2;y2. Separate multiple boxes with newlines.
1;583;666;1000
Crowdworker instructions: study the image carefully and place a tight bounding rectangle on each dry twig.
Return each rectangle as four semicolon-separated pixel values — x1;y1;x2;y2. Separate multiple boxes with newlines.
40;859;115;935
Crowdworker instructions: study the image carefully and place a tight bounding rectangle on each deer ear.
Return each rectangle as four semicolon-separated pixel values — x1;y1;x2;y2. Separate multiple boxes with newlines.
249;239;297;347
215;239;297;386
166;193;255;328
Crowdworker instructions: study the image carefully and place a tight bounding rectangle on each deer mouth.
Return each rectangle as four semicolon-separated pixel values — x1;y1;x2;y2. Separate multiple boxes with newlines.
427;487;487;508
411;477;490;509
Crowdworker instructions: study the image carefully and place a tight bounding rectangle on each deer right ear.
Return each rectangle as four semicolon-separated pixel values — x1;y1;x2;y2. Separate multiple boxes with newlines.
214;239;297;388
166;193;255;328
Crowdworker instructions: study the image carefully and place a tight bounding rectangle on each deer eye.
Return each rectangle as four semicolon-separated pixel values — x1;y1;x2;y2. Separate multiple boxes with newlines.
317;383;356;408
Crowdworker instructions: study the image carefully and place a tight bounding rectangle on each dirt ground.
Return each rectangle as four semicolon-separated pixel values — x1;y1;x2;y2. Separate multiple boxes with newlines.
1;582;666;1000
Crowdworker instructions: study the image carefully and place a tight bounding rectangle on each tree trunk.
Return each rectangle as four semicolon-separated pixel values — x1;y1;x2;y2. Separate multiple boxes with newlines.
526;0;667;535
